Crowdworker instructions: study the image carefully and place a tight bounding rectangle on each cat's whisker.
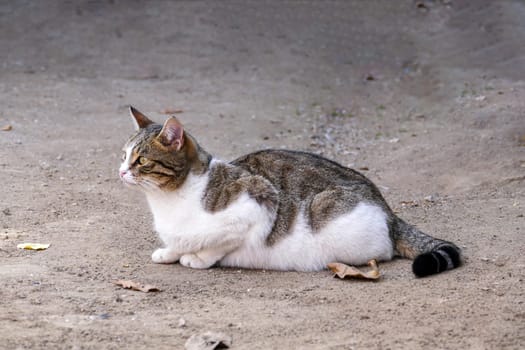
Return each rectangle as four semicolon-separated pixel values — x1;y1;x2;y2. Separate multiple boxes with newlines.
139;178;163;193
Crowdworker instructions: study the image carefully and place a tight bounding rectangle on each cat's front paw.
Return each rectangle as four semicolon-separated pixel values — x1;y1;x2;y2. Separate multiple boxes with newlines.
151;248;180;264
180;253;213;269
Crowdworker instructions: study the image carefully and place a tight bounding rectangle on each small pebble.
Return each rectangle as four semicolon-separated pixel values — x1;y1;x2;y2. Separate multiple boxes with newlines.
424;195;436;202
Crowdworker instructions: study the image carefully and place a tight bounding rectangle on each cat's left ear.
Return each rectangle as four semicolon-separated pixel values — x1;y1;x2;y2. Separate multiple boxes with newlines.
157;117;184;151
129;106;154;130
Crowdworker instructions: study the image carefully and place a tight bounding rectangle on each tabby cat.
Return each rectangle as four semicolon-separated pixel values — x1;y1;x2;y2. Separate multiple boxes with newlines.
119;107;461;277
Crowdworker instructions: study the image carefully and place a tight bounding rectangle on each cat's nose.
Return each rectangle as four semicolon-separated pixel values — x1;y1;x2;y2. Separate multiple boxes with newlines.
119;170;126;178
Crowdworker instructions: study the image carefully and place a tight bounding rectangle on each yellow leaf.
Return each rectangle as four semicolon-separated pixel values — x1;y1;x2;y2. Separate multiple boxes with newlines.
17;243;50;250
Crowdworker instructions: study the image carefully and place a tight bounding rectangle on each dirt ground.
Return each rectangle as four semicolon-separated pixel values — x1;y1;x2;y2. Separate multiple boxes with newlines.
1;1;524;349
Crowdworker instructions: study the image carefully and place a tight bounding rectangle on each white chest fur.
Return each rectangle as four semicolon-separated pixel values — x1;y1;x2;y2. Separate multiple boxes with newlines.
145;172;208;239
144;166;275;258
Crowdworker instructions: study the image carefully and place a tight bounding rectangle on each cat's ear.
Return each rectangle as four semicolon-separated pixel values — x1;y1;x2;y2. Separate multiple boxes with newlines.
129;106;154;130
157;117;184;151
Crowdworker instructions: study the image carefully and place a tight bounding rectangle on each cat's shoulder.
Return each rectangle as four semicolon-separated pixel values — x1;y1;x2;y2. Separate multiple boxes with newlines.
202;160;278;213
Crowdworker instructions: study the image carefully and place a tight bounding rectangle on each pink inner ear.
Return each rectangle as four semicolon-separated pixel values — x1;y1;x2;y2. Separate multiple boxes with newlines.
159;117;184;150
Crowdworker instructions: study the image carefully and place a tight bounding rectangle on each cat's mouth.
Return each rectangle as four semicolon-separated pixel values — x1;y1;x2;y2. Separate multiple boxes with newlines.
119;171;161;192
119;170;138;186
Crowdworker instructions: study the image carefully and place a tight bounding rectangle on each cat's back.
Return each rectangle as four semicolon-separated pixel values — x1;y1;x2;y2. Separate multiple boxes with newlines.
231;149;374;191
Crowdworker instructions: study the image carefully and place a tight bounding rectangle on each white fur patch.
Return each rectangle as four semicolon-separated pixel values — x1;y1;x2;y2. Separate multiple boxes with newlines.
220;202;393;271
122;143;135;167
119;143;136;185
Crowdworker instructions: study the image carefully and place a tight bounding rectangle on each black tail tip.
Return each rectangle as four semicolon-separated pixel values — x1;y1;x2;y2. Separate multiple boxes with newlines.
412;245;461;278
412;253;439;277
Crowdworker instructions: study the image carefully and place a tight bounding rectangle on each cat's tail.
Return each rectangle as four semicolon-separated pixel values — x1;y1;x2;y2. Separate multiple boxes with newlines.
391;217;461;277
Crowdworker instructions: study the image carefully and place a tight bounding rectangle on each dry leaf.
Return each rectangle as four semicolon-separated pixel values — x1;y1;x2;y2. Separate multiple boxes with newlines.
185;331;232;350
113;279;160;293
1;125;12;131
160;108;184;115
400;200;419;207
327;260;381;280
17;243;50;250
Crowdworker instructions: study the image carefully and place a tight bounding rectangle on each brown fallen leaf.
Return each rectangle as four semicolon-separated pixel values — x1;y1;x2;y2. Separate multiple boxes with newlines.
160;108;184;115
399;200;419;207
1;125;12;131
113;280;160;293
327;260;381;280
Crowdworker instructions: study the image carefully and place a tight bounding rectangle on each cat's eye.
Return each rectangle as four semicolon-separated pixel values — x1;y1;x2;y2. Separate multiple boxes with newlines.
137;156;148;165
121;153;126;161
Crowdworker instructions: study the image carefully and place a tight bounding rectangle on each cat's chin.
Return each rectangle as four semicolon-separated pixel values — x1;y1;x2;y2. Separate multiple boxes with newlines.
122;179;160;193
120;178;138;188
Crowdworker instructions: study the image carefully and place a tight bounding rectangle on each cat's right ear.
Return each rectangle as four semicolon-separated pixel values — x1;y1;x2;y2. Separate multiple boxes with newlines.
157;117;184;151
129;106;154;130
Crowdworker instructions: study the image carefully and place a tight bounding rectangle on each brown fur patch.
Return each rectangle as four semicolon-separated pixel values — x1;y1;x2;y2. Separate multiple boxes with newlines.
124;123;211;191
394;239;419;259
202;163;278;213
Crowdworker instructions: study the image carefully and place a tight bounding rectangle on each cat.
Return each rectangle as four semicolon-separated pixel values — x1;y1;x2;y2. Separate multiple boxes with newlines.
119;106;461;277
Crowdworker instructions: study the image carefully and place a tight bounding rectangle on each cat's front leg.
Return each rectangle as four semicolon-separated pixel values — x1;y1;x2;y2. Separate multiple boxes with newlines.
179;253;210;269
151;248;181;264
179;246;232;269
165;224;246;268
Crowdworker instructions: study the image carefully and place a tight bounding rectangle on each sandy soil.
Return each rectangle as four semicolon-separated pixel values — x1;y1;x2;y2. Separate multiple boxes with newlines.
1;1;524;349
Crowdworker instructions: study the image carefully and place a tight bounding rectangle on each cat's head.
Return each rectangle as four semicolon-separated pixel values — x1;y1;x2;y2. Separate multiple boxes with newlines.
119;106;210;192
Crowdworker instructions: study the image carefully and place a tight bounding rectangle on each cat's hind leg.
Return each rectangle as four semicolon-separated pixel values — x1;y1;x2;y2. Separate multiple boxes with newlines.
151;248;181;264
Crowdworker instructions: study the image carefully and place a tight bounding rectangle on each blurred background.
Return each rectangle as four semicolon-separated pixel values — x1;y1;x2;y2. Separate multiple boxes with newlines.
1;1;524;349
